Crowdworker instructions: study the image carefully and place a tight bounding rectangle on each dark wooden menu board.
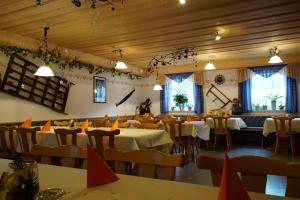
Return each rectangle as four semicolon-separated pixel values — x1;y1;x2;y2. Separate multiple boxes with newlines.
0;54;70;113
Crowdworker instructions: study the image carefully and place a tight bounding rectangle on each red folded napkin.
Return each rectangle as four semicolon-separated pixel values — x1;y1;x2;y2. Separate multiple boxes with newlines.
87;146;119;188
217;154;251;200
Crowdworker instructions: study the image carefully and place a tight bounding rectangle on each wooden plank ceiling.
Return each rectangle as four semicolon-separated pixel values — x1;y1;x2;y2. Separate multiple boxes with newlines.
0;0;300;70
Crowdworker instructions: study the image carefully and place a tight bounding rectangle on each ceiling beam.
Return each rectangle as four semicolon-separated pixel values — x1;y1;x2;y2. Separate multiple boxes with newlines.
0;29;142;75
158;53;300;74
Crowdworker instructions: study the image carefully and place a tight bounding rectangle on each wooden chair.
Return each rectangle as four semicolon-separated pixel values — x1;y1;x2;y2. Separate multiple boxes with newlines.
285;163;300;198
31;145;87;168
53;120;70;127
0;126;17;158
75;121;92;128
85;129;120;158
197;154;287;194
272;116;296;157
136;123;160;129
211;116;232;151
105;149;184;180
54;128;82;146
163;119;190;162
92;119;107;127
16;127;41;159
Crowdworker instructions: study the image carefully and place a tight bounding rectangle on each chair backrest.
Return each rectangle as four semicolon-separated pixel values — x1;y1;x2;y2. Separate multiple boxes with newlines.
92;119;107;127
272;116;292;136
197;154;287;194
85;129;120;158
31;145;87;168
212;116;229;135
136;123;160;129
53;120;70;127
163;119;183;143
75;121;93;128
54;128;82;146
105;149;184;180
16;127;41;159
0;126;17;156
285;163;300;198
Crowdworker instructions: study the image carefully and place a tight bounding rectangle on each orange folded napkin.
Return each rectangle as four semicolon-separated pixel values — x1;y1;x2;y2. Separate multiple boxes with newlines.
102;114;108;120
42;120;51;131
81;120;89;133
217;154;250;200
20;118;32;128
186;116;192;122
111;119;119;131
87;146;119;188
223;112;229;118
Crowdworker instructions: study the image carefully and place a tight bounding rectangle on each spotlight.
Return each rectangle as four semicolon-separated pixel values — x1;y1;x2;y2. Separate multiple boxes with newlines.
215;32;221;41
71;0;81;7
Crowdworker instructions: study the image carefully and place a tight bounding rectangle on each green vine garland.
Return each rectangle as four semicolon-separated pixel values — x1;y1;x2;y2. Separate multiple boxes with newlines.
0;45;143;80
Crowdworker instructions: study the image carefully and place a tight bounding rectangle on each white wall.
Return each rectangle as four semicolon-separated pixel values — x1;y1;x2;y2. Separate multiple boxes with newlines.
203;69;238;113
0;53;155;123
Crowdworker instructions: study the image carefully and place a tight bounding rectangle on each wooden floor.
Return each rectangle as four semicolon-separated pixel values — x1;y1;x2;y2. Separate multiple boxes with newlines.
174;146;300;197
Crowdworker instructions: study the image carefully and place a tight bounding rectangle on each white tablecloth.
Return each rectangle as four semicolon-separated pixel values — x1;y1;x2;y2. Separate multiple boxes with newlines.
0;159;295;200
16;127;172;152
263;118;300;137
206;117;247;130
181;121;210;141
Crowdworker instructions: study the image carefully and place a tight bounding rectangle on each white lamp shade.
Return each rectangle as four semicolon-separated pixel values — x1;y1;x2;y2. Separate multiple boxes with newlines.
34;65;55;77
179;0;186;4
153;84;163;91
268;55;283;64
204;62;216;70
115;61;128;69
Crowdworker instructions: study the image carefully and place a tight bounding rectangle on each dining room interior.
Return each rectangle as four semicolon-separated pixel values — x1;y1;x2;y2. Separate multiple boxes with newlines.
0;0;300;199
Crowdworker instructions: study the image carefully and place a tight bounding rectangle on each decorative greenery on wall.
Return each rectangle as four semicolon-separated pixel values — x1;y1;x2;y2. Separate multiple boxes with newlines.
0;45;143;80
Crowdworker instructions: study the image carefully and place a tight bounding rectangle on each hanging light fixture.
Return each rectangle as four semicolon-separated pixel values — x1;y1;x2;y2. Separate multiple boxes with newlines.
153;70;162;91
114;49;128;70
34;26;55;77
268;47;283;64
215;32;221;41
179;0;186;5
204;61;216;70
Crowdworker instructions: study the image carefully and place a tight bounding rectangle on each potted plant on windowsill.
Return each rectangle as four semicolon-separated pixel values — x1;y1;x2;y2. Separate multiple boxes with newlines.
173;93;188;111
262;102;268;110
266;94;283;111
252;101;261;111
187;104;193;111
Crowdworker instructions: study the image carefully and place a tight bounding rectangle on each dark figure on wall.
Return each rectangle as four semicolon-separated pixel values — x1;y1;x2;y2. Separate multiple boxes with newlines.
232;98;242;115
137;98;152;115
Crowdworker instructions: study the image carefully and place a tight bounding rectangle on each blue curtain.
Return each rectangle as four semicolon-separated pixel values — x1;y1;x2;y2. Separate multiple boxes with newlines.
238;79;252;113
194;83;204;114
160;84;169;114
249;64;285;78
166;72;193;83
286;77;298;113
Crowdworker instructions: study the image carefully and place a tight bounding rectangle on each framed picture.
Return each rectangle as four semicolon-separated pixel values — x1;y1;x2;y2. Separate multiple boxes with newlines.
93;76;106;103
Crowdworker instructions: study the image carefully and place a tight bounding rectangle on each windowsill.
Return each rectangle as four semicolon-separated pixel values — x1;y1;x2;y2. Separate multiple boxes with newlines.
168;111;196;116
238;111;287;116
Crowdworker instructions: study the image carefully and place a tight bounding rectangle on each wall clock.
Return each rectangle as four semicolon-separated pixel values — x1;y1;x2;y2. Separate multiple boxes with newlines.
214;74;225;85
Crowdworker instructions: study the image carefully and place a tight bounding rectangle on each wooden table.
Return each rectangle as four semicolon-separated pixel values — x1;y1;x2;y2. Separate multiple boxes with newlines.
206;117;247;130
181;121;210;141
15;127;172;152
263;118;300;137
0;159;296;200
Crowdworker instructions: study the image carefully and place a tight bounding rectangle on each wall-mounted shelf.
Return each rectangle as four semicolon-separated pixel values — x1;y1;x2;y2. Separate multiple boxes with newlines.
0;54;71;114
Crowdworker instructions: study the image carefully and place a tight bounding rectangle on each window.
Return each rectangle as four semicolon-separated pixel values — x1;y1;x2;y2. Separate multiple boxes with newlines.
168;76;194;111
251;73;286;111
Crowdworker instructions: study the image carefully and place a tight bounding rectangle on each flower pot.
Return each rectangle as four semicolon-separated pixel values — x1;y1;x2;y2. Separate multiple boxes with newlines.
171;107;175;111
178;104;185;111
262;105;267;110
188;107;192;111
271;101;276;110
255;105;260;111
